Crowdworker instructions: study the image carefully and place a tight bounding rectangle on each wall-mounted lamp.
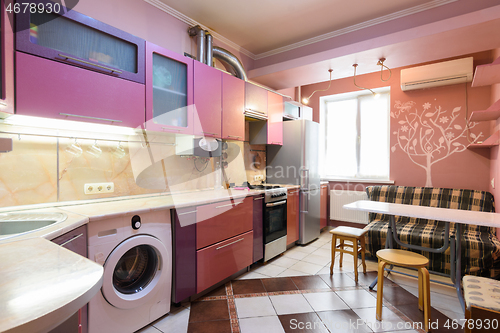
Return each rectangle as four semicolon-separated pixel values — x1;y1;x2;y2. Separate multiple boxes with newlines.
353;64;379;98
302;69;333;105
377;58;392;82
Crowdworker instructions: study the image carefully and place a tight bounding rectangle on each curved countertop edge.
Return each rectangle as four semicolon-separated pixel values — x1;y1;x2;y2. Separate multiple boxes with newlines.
1;238;103;333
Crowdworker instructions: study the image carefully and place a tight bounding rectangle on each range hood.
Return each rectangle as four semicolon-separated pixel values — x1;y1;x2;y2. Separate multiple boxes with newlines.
244;109;268;121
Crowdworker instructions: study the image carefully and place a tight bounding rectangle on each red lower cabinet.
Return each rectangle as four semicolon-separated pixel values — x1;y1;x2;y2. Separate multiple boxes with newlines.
197;230;253;293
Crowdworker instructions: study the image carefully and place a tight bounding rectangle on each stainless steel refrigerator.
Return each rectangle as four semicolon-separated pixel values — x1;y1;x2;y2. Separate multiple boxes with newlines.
267;119;320;244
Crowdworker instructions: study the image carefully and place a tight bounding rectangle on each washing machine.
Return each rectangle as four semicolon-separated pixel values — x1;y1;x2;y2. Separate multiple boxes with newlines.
87;210;172;333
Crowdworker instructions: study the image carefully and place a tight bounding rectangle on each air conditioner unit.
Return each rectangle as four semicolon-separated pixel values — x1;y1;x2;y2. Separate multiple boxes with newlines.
400;57;473;91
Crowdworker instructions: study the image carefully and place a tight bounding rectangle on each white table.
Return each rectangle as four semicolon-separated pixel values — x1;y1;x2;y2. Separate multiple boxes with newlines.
343;200;500;311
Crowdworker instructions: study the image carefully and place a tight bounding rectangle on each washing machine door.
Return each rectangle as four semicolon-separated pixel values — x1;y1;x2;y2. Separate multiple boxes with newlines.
101;234;168;309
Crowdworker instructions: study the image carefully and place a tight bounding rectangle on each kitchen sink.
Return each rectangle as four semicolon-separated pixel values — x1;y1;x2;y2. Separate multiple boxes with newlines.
0;212;67;236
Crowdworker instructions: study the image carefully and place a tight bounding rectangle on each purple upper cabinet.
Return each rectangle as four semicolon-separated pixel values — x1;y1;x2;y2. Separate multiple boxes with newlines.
267;91;283;145
194;62;221;138
16;0;145;84
145;42;194;134
0;0;14;116
222;72;245;141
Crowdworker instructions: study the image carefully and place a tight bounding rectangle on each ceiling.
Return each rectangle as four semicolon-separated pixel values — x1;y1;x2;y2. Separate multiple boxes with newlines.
159;0;438;57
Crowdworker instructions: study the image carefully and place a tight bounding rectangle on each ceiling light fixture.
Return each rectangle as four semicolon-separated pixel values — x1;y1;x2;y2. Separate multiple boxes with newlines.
352;64;379;98
377;57;392;81
302;69;333;105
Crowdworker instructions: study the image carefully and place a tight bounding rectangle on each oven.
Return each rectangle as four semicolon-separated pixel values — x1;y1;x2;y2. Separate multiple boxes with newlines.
262;186;288;262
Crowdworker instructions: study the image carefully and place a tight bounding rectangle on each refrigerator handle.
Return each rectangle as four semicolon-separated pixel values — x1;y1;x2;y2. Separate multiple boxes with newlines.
300;169;310;190
300;191;309;213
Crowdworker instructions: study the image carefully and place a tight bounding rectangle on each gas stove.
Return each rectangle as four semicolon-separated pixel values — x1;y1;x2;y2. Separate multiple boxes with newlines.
247;184;287;203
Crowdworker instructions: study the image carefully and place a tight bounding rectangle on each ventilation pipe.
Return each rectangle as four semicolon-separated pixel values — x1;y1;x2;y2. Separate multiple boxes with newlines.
188;25;206;64
212;47;248;81
205;32;213;67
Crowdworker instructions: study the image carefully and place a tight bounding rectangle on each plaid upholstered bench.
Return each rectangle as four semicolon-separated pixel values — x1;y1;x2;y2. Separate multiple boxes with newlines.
364;186;500;278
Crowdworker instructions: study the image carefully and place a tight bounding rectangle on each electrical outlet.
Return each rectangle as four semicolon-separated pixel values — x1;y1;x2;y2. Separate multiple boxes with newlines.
85;182;114;194
254;175;264;181
492;178;495;189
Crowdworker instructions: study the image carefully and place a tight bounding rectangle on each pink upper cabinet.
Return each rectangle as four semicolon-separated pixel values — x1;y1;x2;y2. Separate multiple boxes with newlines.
15;0;145;84
267;91;283;145
193;62;221;138
145;42;194;134
0;0;14;116
222;73;245;141
245;82;268;116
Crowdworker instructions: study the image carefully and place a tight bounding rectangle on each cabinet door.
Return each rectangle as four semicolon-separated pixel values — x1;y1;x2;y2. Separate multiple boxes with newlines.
50;225;87;333
16;0;145;84
245;82;267;115
16;52;145;127
222;73;245;141
287;189;300;245
194;62;221;138
0;0;14;116
252;195;264;262
146;42;194;134
197;230;253;293
172;208;197;303
320;184;328;229
268;91;283;145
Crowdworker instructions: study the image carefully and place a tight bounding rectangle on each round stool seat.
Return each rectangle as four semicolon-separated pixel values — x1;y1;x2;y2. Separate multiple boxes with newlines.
376;249;429;267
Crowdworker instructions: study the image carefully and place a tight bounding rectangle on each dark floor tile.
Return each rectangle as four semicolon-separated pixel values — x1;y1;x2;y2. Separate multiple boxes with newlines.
278;312;329;333
203;284;227;297
397;304;463;333
381;285;419;306
262;277;299;293
187;320;232;333
231;279;266;295
346;271;398;288
317;309;372;333
318;273;357;288
188;300;229;323
291;275;330;290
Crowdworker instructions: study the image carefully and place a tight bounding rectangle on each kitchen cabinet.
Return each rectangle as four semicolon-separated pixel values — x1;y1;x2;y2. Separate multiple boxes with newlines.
0;0;14;116
248;91;284;145
146;42;194;134
50;225;88;333
172;207;197;304
245;81;267;117
15;1;146;127
222;72;245;141
194;62;221;138
253;194;264;262
287;189;300;245
320;184;328;229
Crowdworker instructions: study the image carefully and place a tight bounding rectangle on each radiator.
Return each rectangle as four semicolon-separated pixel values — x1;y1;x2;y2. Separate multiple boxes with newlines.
330;190;369;224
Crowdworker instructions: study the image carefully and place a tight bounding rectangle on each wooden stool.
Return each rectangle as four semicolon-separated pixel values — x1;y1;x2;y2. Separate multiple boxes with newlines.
463;275;500;333
329;226;368;282
376;249;431;332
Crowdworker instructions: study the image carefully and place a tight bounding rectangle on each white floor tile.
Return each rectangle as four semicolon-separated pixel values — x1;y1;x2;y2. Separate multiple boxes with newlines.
310;248;332;258
290;245;320;254
252;264;287;277
135;325;161;333
270;294;314;315
302;253;331;266
303;291;350;311
353;307;409;333
335;289;378;309
235;296;276;318
151;306;190;333
289;261;324;275
236;271;270;280
316;265;334;275
268;256;299;268
283;250;309;260
276;268;310;277
239;316;285;333
437;308;465;321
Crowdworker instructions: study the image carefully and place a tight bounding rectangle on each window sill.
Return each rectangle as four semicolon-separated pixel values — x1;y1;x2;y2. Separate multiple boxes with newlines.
321;178;395;184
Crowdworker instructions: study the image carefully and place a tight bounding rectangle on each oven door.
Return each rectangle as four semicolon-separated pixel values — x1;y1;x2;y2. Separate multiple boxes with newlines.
264;200;287;244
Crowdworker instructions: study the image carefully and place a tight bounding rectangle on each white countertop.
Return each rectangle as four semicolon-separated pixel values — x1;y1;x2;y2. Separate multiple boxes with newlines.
344;200;500;228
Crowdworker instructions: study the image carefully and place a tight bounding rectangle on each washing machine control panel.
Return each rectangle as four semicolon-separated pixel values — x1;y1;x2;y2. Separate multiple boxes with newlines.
132;215;141;230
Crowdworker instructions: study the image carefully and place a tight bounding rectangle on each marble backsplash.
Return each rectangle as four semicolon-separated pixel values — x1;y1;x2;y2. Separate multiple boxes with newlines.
0;128;266;208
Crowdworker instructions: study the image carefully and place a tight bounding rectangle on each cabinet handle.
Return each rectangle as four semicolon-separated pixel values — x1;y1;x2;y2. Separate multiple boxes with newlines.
59;113;123;123
228;135;242;139
253;197;264;201
0;101;7;107
59;233;84;247
58;54;123;74
178;210;196;216
162;127;182;131
272;141;282;144
216;238;244;250
215;202;239;209
202;132;218;136
289;190;299;194
266;200;286;207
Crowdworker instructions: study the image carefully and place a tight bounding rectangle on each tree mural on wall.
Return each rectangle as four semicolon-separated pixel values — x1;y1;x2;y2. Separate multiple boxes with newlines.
391;101;483;187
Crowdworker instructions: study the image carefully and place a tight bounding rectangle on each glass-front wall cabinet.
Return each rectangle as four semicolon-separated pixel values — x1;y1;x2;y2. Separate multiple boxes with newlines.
146;42;193;134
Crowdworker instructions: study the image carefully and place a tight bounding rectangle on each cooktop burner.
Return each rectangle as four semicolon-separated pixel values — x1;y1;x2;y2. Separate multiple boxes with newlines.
247;184;282;190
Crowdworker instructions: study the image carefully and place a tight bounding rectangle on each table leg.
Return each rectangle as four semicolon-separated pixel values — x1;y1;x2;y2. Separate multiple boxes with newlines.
450;235;456;284
369;217;394;291
455;223;465;312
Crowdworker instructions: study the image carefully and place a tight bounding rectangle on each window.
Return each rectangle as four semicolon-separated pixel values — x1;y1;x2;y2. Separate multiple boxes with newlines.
319;89;390;180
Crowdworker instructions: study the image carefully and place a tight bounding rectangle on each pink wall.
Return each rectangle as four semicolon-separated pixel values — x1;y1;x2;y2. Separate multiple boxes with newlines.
302;54;492;192
73;0;254;71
